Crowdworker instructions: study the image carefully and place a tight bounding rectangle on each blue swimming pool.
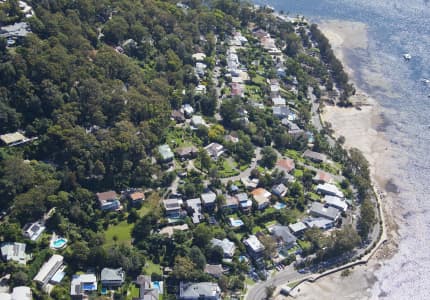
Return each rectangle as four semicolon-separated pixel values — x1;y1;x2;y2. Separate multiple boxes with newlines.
152;281;162;292
230;218;244;227
51;237;67;249
274;202;286;210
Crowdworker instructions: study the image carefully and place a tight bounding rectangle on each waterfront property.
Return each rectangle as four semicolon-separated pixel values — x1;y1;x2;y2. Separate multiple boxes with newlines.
179;282;221;300
323;195;348;212
309;201;341;221
316;183;344;198
303;149;328;163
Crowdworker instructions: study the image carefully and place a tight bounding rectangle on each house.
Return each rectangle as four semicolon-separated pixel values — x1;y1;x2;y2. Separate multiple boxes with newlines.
129;192;145;206
241;177;259;189
163;198;184;219
192;53;206;61
204;143;224;160
159;224;189;238
269;225;297;251
186;198;203;224
195;84;207;94
251;188;271;210
224;134;239;144
237;192;252;212
171;110;186;123
204;264;224;278
272;96;286;106
272;183;288;197
221;195;239;213
191;115;207;127
316;183;344;198
303;217;335;230
181;104;195;118
309;202;341;221
70;273;97;299
176;146;199;161
0;132;28;146
195;62;207;77
101;268;125;288
303;149;328;163
22;221;45;241
201;191;217;212
244;235;265;260
211;238;236;258
33;254;64;287
179;282;221;300
0;242;30;264
230;83;244;97
273;106;292;119
96;191;120;211
288;222;307;236
0;286;32;300
313;170;334;184
134;275;160;300
276;158;295;173
158;144;174;162
0;22;30;40
324;195;348;212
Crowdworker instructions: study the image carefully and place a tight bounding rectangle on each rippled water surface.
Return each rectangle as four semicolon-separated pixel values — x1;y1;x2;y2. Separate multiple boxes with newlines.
255;0;430;298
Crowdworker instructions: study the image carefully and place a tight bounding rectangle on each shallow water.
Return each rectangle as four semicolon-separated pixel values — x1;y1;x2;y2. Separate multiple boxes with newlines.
255;0;430;299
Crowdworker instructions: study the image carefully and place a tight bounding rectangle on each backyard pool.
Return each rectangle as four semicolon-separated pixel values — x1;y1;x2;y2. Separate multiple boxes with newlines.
50;237;67;249
273;202;286;210
152;281;163;292
229;218;244;227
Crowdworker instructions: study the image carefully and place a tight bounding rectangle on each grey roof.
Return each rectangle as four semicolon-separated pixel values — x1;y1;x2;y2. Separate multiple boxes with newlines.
272;183;287;196
179;282;221;299
0;242;28;264
236;193;248;203
288;222;307;233
101;268;124;282
304;217;334;229
158;144;174;161
272;106;291;118
211;238;235;257
303;149;327;162
204;264;224;277
11;286;32;300
201;191;216;204
244;235;264;253
270;225;297;245
310;202;340;220
0;22;30;38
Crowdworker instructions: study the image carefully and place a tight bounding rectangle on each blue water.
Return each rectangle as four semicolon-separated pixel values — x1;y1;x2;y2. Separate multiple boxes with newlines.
273;202;286;210
52;238;67;248
256;1;430;299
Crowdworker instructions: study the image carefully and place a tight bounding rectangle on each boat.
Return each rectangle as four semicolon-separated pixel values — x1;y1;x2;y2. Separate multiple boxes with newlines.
421;78;430;84
403;53;412;61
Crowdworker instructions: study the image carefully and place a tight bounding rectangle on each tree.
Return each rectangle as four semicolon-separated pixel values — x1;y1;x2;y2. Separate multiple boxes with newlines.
260;147;277;169
358;198;376;239
189;246;207;270
259;235;277;259
193;224;213;248
172;256;197;281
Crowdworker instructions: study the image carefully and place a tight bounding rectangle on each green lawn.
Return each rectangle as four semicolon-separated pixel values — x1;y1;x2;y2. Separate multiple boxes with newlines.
104;221;133;248
264;220;277;228
285;149;305;163
252;226;263;234
293;169;303;179
144;260;162;275
252;74;266;86
218;159;240;178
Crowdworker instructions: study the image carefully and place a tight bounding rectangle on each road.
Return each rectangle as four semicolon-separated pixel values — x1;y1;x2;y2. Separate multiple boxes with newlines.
245;266;308;300
220;147;262;184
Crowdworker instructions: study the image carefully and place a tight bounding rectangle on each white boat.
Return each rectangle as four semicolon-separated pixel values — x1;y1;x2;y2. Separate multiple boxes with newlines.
403;53;412;60
421;78;430;84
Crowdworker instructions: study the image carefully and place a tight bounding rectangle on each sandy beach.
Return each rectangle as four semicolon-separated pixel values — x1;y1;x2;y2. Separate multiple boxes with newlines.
289;20;402;300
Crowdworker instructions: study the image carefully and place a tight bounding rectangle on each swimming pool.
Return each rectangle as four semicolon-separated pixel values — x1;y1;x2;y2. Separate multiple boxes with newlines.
273;202;286;210
229;218;244;227
51;237;67;249
152;281;162;292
